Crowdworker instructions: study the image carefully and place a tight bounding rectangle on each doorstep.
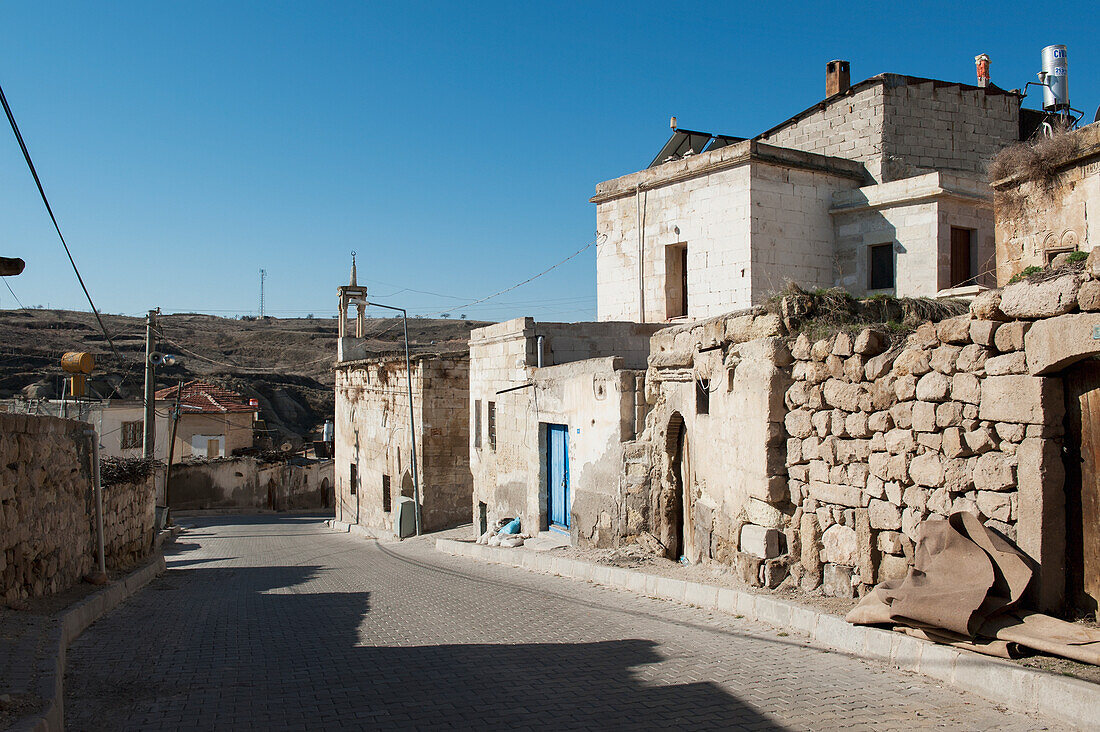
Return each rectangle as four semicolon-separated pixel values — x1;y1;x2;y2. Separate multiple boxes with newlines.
435;537;1100;730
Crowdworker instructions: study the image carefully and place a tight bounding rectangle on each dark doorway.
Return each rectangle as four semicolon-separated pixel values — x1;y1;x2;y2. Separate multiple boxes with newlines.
1064;361;1100;614
666;413;692;560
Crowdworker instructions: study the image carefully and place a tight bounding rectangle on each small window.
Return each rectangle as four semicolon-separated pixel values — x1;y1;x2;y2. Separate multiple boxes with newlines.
869;243;895;290
382;475;391;512
478;502;488;535
349;463;357;495
474;399;482;449
120;420;142;449
488;402;497;451
696;378;710;415
950;227;974;287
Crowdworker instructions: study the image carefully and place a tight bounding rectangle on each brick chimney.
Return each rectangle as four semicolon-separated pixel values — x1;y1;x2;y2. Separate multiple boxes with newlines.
826;60;850;97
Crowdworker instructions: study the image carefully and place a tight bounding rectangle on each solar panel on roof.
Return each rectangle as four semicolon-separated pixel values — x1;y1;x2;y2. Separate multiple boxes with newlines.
648;128;743;168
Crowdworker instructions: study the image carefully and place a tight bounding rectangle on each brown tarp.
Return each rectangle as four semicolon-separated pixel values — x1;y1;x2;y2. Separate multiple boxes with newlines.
847;512;1100;666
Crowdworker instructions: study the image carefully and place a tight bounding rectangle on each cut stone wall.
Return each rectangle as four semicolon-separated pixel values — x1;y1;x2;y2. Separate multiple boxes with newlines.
334;353;469;534
103;474;157;571
993;123;1100;285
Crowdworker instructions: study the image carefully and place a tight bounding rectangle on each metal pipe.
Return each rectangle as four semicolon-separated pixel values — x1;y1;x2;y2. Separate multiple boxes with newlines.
368;301;422;536
536;335;545;368
85;429;106;576
636;185;646;323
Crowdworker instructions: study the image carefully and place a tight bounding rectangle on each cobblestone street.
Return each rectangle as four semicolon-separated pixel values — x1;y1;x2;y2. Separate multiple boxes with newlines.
63;516;1046;731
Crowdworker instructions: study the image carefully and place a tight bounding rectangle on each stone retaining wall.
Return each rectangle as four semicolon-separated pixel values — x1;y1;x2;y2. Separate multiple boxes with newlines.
1;414;158;602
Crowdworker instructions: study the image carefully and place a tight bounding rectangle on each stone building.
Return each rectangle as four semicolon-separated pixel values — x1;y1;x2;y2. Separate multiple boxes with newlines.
469;318;659;543
993;122;1100;284
594;63;1030;323
335;352;471;535
1;397;170;461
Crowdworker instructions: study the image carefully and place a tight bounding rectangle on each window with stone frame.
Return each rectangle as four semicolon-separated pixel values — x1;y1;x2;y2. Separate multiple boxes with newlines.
868;243;895;290
487;401;496;451
473;399;482;449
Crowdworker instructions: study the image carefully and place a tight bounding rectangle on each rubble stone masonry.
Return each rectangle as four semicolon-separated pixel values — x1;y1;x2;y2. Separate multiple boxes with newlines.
1;413;156;602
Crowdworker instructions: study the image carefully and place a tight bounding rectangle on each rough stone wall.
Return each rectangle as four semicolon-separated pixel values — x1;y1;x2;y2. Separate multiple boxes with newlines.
783;315;1057;600
334;354;468;534
1;414;93;601
832;172;996;297
102;474;156;570
622;309;792;578
993;123;1100;285
170;456;335;512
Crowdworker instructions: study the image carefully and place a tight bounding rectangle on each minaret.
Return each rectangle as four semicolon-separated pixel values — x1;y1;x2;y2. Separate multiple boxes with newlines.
337;251;369;361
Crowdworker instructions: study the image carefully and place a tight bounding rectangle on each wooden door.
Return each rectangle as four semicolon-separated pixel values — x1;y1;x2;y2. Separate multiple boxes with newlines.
1064;361;1100;613
547;424;570;530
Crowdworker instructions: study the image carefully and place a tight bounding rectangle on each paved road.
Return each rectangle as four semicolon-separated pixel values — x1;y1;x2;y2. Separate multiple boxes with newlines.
64;516;1046;731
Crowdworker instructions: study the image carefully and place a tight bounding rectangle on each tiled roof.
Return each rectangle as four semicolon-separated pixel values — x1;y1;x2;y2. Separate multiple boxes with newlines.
154;380;255;414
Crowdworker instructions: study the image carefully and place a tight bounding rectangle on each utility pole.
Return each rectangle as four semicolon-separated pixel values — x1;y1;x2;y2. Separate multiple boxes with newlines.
142;308;158;459
162;381;183;509
259;269;267;318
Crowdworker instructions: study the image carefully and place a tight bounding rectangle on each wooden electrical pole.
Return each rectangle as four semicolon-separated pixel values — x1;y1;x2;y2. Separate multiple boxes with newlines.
142;309;158;459
162;381;183;509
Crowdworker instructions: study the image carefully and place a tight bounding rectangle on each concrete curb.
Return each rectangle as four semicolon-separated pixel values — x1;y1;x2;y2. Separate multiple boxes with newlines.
9;552;169;732
436;538;1099;730
325;519;398;542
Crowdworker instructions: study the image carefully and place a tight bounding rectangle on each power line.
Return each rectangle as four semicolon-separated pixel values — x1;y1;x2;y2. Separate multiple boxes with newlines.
1;277;26;310
0;80;120;361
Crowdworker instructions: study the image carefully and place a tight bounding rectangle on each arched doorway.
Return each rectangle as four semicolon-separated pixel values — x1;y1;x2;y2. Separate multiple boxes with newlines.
401;470;414;498
665;412;693;561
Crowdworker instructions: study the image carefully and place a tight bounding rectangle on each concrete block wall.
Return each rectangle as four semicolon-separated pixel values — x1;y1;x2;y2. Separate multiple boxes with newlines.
882;78;1019;182
758;83;887;181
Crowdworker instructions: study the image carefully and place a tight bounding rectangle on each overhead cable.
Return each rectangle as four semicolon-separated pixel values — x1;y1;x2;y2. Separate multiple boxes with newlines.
0;80;120;360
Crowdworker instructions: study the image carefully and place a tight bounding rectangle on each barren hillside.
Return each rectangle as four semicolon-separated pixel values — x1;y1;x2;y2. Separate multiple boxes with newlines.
0;309;484;440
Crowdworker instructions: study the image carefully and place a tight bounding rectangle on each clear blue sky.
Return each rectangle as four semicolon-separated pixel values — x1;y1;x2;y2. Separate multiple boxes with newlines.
1;1;1097;322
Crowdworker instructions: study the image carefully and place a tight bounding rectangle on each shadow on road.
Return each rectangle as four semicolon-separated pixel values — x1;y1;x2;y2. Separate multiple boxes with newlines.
66;549;784;731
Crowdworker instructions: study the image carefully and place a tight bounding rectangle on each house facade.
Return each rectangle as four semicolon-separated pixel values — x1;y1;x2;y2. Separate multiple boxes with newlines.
594;65;1026;323
1;398;170;461
469;318;659;543
153;381;256;461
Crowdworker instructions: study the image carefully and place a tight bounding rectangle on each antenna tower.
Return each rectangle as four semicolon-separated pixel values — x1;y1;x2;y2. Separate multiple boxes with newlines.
259;269;267;317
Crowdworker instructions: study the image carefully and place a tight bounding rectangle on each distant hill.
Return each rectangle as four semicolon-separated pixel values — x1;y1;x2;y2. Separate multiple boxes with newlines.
0;309;485;441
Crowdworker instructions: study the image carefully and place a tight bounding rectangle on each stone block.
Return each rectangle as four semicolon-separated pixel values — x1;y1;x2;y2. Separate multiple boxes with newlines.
740;524;783;559
993;320;1031;353
832;332;853;357
969;319;999;347
985;352;1027;376
864;350;895;380
868;498;902;530
822;379;863;412
973;452;1015;491
854;328;887;356
936;316;972;344
970;289;1007;320
979;375;1064;425
911;401;937;432
929;345;961;374
1000;275;1080;319
877;553;910;581
808;481;865;508
822;563;856;598
894;375;917;401
915;372;950;402
951;372;980;404
909;453;944;487
1024;313;1100;375
892;349;931;376
956;343;989;372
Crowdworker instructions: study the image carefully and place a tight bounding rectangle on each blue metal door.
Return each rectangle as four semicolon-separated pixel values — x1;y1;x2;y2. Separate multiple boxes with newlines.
548;424;570;529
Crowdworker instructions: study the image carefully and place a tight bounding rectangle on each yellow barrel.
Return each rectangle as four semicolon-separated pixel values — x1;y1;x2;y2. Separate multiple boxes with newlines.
61;352;95;375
